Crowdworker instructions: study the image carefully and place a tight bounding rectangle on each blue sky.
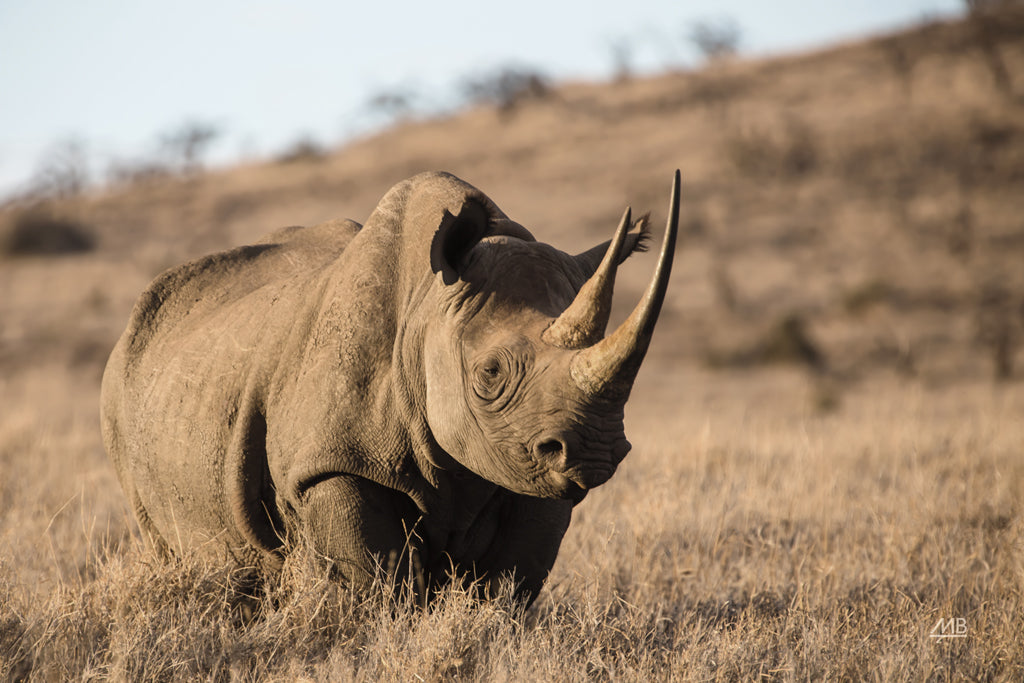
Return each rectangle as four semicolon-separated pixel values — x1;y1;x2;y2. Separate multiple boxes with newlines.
0;1;962;197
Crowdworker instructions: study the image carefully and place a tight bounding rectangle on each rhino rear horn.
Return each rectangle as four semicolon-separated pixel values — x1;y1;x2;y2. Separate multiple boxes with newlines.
430;201;490;285
570;170;680;400
542;207;633;349
543;211;650;350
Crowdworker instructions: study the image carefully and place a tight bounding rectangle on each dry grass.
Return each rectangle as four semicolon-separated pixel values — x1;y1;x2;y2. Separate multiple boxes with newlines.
2;11;1024;681
2;370;1022;680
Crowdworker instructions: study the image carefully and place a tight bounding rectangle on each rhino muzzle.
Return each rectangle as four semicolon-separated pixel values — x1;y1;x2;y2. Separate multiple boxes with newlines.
546;171;681;402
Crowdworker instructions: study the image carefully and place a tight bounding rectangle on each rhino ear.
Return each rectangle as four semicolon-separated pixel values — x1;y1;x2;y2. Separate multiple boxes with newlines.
573;212;651;279
430;201;490;285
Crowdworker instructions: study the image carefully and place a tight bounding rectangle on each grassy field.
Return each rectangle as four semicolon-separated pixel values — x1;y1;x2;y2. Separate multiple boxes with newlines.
2;370;1021;679
2;9;1023;681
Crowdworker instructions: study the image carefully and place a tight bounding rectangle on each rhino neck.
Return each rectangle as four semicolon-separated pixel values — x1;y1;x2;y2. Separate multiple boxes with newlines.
277;174;526;517
265;223;442;518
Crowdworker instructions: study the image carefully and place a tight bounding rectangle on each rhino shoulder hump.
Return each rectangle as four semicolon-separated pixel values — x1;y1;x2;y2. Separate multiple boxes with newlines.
255;218;361;248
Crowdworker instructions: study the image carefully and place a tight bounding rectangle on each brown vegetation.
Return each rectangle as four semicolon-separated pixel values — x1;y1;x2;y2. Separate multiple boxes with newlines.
0;207;95;257
2;10;1023;680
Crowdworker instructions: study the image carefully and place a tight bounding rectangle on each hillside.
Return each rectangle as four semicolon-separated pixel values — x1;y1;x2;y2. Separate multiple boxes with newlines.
1;10;1023;679
3;12;1023;399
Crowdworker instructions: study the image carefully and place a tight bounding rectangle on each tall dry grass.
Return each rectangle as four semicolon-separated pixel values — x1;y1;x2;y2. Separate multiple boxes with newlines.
2;367;1021;680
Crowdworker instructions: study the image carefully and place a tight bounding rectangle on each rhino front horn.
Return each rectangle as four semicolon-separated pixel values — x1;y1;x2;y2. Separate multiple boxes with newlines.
571;170;680;400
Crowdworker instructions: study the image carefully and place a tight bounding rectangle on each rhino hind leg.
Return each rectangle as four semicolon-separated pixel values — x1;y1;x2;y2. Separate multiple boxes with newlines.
298;474;424;592
111;463;172;559
101;342;171;559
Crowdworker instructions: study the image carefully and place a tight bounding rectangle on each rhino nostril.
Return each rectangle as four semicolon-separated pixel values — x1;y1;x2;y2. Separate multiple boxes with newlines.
534;437;565;462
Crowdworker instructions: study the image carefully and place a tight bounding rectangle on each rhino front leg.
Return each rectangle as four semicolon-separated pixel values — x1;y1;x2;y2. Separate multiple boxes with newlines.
475;496;573;606
298;474;424;591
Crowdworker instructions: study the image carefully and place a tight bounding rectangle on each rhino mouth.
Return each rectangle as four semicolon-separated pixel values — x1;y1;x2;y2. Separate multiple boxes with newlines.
561;478;589;504
544;460;616;504
539;467;590;503
559;461;614;488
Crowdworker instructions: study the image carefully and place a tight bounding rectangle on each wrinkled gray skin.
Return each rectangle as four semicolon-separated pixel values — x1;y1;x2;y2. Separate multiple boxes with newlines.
101;171;679;604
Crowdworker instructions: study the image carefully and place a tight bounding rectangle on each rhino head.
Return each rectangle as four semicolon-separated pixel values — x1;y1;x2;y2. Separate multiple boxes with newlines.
416;172;680;503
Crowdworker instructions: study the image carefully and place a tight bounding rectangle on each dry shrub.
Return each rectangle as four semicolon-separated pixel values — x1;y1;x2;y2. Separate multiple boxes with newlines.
965;1;1024;97
706;313;826;371
0;208;95;257
276;137;328;165
843;279;893;315
839;113;1024;200
105;159;173;188
974;282;1023;380
461;66;551;115
878;36;917;97
726;119;819;180
686;72;751;111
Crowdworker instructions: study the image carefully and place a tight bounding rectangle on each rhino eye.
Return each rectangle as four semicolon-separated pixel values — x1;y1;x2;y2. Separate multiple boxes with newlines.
473;355;508;402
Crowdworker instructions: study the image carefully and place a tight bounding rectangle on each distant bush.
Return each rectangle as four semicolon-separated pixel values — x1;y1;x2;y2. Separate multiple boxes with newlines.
974;283;1023;381
0;207;95;257
725;118;819;179
365;86;421;123
705;313;827;372
877;37;917;97
964;0;1024;98
687;72;751;109
460;66;551;114
106;158;174;187
842;279;892;315
276;136;328;164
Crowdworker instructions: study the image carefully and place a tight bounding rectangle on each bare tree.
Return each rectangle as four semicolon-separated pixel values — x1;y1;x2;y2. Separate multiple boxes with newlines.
687;17;742;63
159;121;221;174
607;36;636;81
29;138;90;198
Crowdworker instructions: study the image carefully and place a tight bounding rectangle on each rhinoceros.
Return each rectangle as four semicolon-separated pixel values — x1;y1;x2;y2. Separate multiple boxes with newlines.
101;170;679;604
